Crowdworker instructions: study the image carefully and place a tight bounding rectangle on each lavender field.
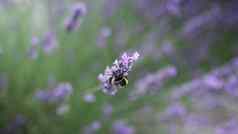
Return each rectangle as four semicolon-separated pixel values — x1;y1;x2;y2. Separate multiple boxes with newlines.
0;0;238;134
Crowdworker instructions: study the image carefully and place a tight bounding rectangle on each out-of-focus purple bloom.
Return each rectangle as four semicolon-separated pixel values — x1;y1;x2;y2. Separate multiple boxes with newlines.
166;0;181;16
135;0;166;21
130;66;177;99
112;121;135;134
90;121;101;131
83;93;96;103
64;2;87;32
28;47;38;60
51;83;73;101
35;90;52;103
161;102;187;122
203;75;224;90
181;6;221;38
98;52;139;95
56;104;70;115
215;119;238;134
184;114;209;127
161;41;176;56
103;0;122;17
35;82;73;104
84;120;101;134
5;114;27;134
42;32;58;54
224;76;238;97
102;103;113;118
31;36;39;46
96;26;112;48
171;57;238;101
28;36;40;59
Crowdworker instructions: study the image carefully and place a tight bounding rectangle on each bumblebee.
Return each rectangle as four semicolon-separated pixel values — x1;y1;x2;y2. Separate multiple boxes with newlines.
109;75;129;88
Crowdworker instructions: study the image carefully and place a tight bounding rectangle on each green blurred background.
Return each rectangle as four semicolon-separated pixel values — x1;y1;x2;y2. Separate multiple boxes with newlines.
0;0;238;134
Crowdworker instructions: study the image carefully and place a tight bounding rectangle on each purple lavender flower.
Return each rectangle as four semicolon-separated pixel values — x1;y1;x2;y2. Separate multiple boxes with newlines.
98;52;139;95
215;119;238;134
83;120;101;134
31;36;39;45
184;114;210;127
5;114;27;134
112;121;135;134
102;103;113;118
42;32;58;54
35;82;73;104
166;0;181;16
56;104;70;115
51;83;73;101
96;26;112;48
161;102;187;122
203;75;224;90
64;2;87;32
224;76;238;97
83;93;96;103
28;36;39;59
130;66;177;100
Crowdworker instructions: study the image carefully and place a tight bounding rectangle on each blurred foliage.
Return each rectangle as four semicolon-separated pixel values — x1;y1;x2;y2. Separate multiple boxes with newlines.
0;0;237;134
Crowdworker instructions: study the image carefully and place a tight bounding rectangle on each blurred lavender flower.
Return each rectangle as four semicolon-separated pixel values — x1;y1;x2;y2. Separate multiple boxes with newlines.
224;76;238;97
102;103;113;118
98;52;139;95
83;120;101;134
35;82;73;104
130;66;177;100
184;114;210;127
160;102;187;122
28;36;39;59
112;121;135;134
64;2;87;32
181;6;221;38
42;32;58;54
170;57;238;101
166;0;181;16
56;104;70;115
203;75;224;91
96;26;112;48
103;0;122;17
4;114;27;134
83;93;96;103
215;119;238;134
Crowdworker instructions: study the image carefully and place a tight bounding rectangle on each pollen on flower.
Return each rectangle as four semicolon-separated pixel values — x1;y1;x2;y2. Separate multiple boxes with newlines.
98;52;140;95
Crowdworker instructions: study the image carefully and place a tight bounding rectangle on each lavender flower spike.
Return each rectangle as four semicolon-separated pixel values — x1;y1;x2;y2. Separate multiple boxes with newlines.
98;52;139;95
113;121;135;134
65;2;87;32
35;82;73;104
